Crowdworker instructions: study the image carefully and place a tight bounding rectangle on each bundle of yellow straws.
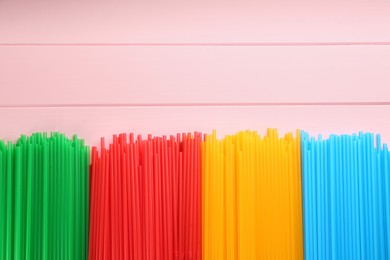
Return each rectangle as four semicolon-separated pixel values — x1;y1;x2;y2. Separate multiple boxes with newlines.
202;129;303;260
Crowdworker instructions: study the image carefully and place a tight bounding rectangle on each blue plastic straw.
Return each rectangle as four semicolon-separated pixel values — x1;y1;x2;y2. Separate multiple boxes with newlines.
301;131;390;260
384;144;390;259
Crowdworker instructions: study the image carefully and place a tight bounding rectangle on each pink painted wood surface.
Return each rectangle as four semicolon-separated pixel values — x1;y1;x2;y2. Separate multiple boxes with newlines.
1;1;390;145
1;106;389;145
1;45;389;106
0;0;390;44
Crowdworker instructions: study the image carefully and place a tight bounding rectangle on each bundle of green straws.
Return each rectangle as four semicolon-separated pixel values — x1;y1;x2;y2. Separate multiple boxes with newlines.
0;133;90;260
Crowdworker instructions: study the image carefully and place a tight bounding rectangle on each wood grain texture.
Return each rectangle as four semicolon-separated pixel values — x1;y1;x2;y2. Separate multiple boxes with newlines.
1;0;390;44
1;45;389;106
1;105;389;146
1;1;389;144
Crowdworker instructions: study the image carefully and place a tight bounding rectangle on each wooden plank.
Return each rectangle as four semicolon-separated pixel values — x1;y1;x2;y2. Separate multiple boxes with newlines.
1;105;389;146
1;45;389;105
0;1;390;44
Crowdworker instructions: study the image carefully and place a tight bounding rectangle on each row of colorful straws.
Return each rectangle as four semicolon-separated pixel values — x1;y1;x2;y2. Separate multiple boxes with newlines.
0;129;389;260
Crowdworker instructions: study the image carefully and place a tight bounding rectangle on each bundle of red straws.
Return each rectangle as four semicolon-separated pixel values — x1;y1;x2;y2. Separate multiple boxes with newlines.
89;133;202;260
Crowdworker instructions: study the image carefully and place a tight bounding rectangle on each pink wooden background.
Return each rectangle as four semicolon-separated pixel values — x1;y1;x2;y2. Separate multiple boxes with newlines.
0;0;389;146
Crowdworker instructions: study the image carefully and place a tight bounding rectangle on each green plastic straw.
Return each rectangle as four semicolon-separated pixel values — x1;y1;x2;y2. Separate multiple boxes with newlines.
6;141;14;260
0;133;90;260
0;141;5;259
14;146;22;260
43;139;48;260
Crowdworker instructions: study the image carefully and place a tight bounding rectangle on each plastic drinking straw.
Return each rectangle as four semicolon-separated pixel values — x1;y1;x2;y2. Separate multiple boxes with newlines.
108;143;115;260
350;136;355;258
360;135;366;255
197;133;203;259
347;135;354;259
165;137;174;260
117;138;124;260
179;134;184;258
103;142;110;260
353;137;362;260
119;137;125;260
151;138;158;260
14;146;22;260
195;134;200;259
370;134;376;258
80;138;87;260
71;139;77;260
358;134;367;258
184;135;193;257
129;140;138;260
317;137;324;260
165;137;171;258
121;142;130;260
368;134;375;258
338;136;344;260
95;143;101;259
24;141;33;260
162;137;169;260
301;131;390;260
204;133;210;259
169;136;176;259
358;134;367;259
152;138;158;259
85;142;90;260
93;147;100;259
202;129;303;260
183;134;189;259
0;133;89;260
376;134;386;259
129;140;135;260
157;138;163;260
172;135;179;259
187;136;194;260
126;140;134;260
201;136;209;260
310;137;316;259
117;140;125;259
182;135;188;259
0;143;5;259
88;133;202;260
225;135;237;260
301;132;308;259
88;147;96;260
146;137;152;259
59;135;64;260
181;134;188;259
135;138;143;260
66;134;73;258
5;142;13;260
384;144;390;258
363;134;371;258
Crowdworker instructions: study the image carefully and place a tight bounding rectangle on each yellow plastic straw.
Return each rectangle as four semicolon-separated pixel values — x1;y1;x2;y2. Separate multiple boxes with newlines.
202;129;303;260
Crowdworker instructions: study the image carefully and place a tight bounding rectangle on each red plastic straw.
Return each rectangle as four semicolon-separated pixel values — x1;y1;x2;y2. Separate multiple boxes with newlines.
89;133;202;260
